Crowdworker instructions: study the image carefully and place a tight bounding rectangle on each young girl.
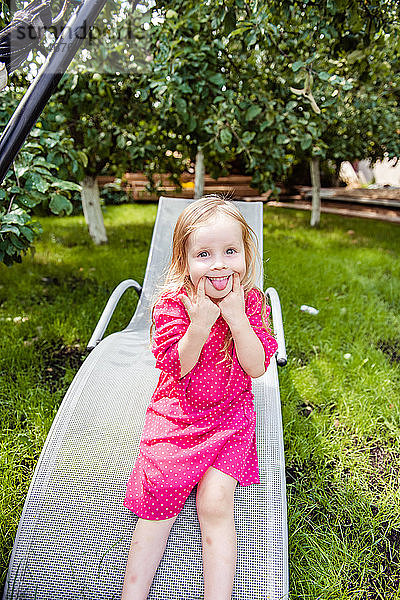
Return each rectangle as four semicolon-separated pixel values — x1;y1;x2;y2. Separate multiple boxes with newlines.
121;195;278;600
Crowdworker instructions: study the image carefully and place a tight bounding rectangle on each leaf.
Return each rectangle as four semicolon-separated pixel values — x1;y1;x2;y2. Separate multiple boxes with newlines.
262;111;276;129
51;180;81;192
224;7;236;35
246;31;257;47
286;101;298;111
188;114;197;132
209;73;225;87
26;173;50;193
31;166;53;177
17;194;44;208
49;194;73;215
321;96;337;108
117;134;126;149
77;151;88;169
229;26;251;38
34;156;58;169
290;87;304;96
214;140;225;153
309;96;321;114
71;74;78;90
23;142;44;152
276;134;290;145
9;233;25;249
301;134;313;150
318;71;330;81
19;226;35;242
175;97;187;117
347;50;365;65
15;165;30;178
220;129;232;146
245;105;262;121
2;211;28;226
292;61;305;72
242;131;255;144
0;224;20;235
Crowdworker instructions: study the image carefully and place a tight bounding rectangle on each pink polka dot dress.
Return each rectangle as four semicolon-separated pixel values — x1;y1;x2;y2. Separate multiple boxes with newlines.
124;287;278;520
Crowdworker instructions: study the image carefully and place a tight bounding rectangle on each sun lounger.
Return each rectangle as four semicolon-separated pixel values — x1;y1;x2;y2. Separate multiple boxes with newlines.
3;196;288;600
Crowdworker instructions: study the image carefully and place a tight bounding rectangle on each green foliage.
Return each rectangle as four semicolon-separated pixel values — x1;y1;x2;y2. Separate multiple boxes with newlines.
0;1;150;266
0;0;9;27
71;0;153;76
1;0;399;264
43;71;145;177
140;0;399;189
0;206;42;266
232;0;400;164
0;87;85;265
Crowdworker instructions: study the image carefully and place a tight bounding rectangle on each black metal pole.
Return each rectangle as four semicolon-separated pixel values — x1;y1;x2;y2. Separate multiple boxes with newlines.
0;0;108;183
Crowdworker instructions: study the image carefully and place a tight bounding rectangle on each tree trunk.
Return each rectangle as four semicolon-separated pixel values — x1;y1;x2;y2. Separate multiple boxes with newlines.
334;160;342;187
80;176;108;245
310;156;321;227
194;147;205;199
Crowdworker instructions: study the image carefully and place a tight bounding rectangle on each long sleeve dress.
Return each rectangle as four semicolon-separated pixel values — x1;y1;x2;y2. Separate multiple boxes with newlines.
124;287;278;520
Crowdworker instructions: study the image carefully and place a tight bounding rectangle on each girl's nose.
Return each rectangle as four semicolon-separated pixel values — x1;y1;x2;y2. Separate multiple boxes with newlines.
211;258;225;270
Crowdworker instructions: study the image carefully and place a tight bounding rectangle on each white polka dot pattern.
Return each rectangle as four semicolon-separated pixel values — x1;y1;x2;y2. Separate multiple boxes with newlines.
124;288;278;520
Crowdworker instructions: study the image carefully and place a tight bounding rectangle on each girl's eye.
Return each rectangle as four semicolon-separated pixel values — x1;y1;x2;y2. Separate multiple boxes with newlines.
198;251;209;258
226;248;236;255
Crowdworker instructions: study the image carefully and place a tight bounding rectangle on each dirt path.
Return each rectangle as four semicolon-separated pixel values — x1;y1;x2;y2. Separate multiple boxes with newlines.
266;199;400;224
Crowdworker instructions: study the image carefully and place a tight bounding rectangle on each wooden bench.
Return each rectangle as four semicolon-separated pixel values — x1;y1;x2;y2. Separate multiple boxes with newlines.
97;173;262;201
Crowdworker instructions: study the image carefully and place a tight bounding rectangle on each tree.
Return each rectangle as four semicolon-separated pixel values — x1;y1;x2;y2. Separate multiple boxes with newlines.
0;0;154;255
227;0;400;225
39;1;154;244
0;72;84;265
141;0;399;226
126;1;299;198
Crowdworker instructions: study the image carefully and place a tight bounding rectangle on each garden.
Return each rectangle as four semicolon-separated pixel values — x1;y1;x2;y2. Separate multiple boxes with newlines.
1;205;400;598
1;0;400;598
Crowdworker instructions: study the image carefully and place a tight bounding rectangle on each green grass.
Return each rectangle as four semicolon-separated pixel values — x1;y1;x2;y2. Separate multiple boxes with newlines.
1;203;400;598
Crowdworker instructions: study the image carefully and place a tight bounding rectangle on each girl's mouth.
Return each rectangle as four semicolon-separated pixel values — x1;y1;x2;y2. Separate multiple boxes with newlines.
207;275;231;291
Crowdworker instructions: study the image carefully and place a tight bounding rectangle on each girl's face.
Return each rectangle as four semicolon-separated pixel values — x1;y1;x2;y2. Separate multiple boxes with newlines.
186;213;246;301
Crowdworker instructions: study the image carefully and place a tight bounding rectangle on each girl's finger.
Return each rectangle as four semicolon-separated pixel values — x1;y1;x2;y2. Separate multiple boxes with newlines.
178;294;192;312
197;276;206;297
232;272;240;292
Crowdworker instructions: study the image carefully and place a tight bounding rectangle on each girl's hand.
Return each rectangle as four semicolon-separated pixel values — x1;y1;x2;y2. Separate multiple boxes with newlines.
179;277;220;331
218;273;246;329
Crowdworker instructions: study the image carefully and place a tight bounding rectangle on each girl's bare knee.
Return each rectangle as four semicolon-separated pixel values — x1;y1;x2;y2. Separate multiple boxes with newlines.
196;485;234;523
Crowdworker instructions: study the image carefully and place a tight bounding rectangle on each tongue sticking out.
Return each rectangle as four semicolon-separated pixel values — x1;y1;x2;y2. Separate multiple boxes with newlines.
209;276;230;291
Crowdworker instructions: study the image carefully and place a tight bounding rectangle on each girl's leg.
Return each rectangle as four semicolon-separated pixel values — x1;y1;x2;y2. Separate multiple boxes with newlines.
121;515;177;600
196;467;238;600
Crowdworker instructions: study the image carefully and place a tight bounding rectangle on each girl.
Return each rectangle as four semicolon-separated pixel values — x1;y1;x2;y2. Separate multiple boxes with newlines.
121;195;278;600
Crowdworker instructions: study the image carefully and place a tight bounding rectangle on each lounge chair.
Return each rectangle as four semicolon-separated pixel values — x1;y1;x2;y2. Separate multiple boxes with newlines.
3;196;288;600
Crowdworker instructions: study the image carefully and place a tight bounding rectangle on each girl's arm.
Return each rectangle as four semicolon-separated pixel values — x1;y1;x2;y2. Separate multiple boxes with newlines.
229;316;266;378
177;322;212;377
178;277;220;377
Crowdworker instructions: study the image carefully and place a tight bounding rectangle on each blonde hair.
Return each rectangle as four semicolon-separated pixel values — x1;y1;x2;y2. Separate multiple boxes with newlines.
151;194;269;361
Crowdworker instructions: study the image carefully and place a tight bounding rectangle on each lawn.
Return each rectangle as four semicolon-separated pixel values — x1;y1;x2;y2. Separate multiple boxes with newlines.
1;203;399;599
